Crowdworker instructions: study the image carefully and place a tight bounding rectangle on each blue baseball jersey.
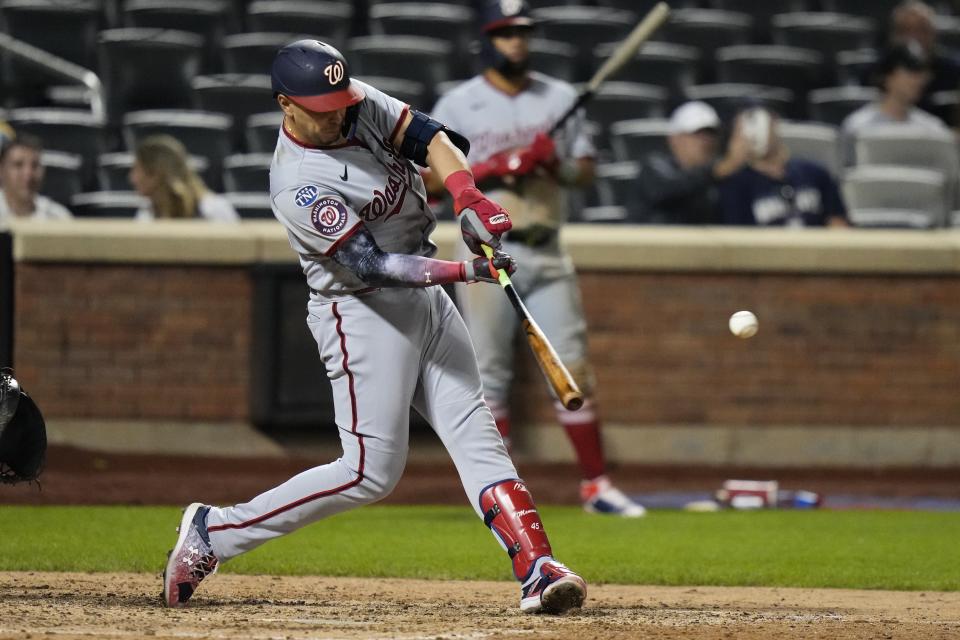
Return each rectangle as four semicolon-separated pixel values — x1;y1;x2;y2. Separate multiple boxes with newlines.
718;157;848;227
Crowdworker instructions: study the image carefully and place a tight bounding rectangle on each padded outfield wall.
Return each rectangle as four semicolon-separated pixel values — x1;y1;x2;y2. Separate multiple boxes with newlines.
4;220;960;468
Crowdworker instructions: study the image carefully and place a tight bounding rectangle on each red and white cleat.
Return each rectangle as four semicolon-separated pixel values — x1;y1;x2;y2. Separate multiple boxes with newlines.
162;502;219;608
581;475;647;518
520;556;587;614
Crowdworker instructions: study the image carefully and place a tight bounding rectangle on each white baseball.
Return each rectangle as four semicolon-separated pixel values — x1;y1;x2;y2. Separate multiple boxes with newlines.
729;310;758;338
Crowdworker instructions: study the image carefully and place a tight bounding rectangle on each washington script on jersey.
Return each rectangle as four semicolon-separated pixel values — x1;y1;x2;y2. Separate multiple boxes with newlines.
358;154;414;223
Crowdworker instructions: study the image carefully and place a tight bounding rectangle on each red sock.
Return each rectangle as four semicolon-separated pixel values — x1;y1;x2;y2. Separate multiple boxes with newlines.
556;399;606;480
489;403;511;449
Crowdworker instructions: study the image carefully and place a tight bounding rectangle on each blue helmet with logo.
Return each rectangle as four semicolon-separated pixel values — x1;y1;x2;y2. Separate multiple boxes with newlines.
271;39;365;112
478;0;534;75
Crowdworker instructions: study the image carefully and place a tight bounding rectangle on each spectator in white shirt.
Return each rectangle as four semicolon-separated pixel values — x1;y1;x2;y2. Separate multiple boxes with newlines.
841;42;948;165
129;135;238;222
0;134;72;223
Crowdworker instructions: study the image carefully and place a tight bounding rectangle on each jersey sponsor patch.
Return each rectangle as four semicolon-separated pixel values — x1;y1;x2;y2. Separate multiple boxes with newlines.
294;185;321;208
311;197;349;236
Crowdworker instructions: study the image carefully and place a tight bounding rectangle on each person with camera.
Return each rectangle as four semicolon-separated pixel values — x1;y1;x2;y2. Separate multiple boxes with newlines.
635;101;750;224
718;106;849;228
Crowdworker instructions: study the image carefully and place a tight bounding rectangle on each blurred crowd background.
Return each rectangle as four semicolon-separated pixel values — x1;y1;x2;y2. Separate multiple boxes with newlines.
1;0;959;228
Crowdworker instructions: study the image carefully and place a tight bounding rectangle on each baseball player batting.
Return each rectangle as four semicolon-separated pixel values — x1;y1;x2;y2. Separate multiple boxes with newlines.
162;40;586;615
429;0;645;517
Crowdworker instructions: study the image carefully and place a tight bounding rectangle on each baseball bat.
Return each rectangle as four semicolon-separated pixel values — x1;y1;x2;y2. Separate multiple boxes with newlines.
481;245;584;411
548;2;671;136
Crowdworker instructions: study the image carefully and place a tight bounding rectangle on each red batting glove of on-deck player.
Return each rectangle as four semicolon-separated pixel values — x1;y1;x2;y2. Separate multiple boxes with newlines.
462;250;517;284
445;170;512;255
515;132;558;174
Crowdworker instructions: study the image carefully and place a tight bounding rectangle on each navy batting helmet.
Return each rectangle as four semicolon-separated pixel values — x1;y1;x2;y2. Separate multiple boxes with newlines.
271;40;365;112
480;0;534;34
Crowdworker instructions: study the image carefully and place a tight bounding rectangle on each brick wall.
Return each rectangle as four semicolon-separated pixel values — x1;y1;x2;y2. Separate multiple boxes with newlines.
510;271;960;427
12;264;960;427
14;264;250;421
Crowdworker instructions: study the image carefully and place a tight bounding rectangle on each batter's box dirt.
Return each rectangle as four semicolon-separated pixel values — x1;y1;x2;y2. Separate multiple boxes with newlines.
0;572;957;640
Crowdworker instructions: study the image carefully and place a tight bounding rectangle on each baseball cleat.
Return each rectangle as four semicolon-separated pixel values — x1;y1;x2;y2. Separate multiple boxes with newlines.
581;475;647;518
520;556;587;614
162;502;218;608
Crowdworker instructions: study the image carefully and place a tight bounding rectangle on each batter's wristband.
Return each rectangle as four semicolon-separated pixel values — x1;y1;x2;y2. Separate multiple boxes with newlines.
444;170;476;203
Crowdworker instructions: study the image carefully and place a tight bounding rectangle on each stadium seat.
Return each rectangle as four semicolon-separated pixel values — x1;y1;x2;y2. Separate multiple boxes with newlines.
246;112;283;153
246;1;352;46
0;0;100;72
97;151;212;191
820;0;904;19
928;90;959;126
576;205;629;223
225;192;274;219
368;3;475;71
98;28;204;120
842;165;947;228
808;86;879;127
122;109;233;190
715;45;823;118
662;9;753;83
40;151;84;206
356;76;428;110
853;126;959;177
70;191;147;218
609;118;671;163
711;0;809;41
223;154;272;192
529;39;579;83
594;161;641;214
223;32;312;75
683;83;794;121
593;41;699;96
836;49;878;87
584;83;667;150
347;36;454;103
531;6;636;82
122;0;235;72
935;16;960;52
771;13;876;76
778;121;840;178
6;108;107;188
193;74;274;151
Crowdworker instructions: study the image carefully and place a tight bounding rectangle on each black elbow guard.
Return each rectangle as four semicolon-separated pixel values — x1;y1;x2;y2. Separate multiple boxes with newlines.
400;110;470;167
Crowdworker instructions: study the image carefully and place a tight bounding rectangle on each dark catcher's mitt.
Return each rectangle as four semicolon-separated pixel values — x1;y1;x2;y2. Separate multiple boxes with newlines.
0;370;47;485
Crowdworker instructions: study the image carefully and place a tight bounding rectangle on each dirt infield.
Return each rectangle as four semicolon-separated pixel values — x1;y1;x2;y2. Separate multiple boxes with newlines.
1;572;958;640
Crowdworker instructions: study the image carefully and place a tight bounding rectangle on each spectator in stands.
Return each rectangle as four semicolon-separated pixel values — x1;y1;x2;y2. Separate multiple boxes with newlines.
888;0;960;122
635;101;749;224
842;42;948;165
718;107;849;228
129;135;238;222
0;134;72;222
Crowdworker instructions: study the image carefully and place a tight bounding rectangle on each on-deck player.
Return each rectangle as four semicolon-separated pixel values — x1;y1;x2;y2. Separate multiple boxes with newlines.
162;40;587;615
428;0;646;517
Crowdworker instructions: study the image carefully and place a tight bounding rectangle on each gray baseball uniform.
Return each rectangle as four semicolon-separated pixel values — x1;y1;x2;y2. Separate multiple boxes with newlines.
204;80;517;559
431;73;598;424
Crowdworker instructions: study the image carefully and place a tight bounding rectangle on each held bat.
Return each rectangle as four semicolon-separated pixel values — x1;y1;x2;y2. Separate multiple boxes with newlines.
481;245;584;411
548;2;671;136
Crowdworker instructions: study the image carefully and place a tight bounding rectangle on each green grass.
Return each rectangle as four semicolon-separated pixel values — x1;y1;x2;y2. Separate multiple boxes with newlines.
0;505;957;591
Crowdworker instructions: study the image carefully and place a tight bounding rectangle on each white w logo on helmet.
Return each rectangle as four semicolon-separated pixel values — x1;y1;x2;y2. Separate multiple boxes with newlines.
500;0;523;15
324;60;345;85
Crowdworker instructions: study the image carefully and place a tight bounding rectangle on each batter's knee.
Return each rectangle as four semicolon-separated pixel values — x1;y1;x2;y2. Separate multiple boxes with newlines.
354;452;406;504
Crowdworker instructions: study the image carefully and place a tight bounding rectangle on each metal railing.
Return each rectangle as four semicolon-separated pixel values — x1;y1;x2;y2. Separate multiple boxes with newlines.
0;32;104;122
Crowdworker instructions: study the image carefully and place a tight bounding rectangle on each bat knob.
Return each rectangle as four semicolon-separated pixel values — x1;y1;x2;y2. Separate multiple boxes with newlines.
563;394;584;411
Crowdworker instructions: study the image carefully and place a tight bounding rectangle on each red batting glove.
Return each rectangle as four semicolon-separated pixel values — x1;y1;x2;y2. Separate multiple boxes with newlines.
470;150;515;183
506;132;558;177
445;170;512;255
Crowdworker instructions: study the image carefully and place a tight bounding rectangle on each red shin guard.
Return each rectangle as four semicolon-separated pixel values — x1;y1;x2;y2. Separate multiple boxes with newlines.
480;480;553;581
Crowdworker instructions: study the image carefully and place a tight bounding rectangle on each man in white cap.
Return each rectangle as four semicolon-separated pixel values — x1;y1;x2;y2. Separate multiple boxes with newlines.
636;101;749;224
